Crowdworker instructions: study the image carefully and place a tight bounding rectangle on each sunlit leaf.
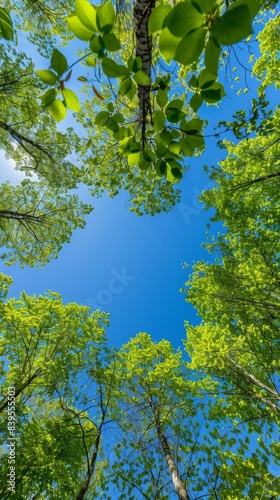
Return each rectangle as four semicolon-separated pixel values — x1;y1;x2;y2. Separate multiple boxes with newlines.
51;49;68;76
36;70;58;85
103;32;121;52
164;1;205;37
96;1;115;33
0;7;13;40
148;5;171;34
133;70;151;86
62;89;81;112
159;28;181;63
212;5;253;45
175;28;206;66
66;15;95;40
75;0;98;31
48;99;67;122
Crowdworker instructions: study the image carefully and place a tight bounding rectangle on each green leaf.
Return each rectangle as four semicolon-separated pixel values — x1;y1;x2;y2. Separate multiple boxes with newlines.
148;5;171;34
102;58;123;78
156;159;167;176
190;93;203;112
0;8;13;41
48;99;67;122
40;88;57;108
189;75;198;88
204;37;220;76
126;80;137;100
171;129;181;140
85;55;96;67
113;112;125;123
182;118;204;134
156;142;168;158
168;141;181;155
96;1;115;33
184;134;205;149
106;117;119;133
114;126;129;141
77;76;88;81
164;1;205;38
107;102;114;112
175;28;206;66
156;89;168;108
51;49;68;76
95;111;110;126
143;149;155;162
191;0;216;13
138;155;150;170
36;70;58;85
153;111;166;132
132;57;142;72
165;99;185;123
119;76;132;97
165;160;182;182
66;15;95;40
62;89;81;112
212;5;253;45
230;0;261;19
180;137;194;156
128;150;141;167
197;69;217;89
75;0;98;32
90;35;105;55
103;32;121;52
201;82;225;102
159;28;181;63
159;129;172;145
133;70;151;86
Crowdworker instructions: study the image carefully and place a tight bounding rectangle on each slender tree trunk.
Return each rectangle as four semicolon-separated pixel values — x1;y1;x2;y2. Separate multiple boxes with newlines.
75;430;102;500
151;401;191;500
133;0;155;146
157;428;191;500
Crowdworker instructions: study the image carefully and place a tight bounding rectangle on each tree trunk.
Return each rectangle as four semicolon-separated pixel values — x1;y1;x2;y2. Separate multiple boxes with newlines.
157;428;191;500
133;0;155;146
75;430;101;500
151;401;191;500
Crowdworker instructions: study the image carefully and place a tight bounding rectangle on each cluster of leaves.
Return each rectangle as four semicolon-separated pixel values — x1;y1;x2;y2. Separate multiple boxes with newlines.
36;0;261;186
182;90;280;498
0;281;109;498
0;180;92;267
0;20;92;267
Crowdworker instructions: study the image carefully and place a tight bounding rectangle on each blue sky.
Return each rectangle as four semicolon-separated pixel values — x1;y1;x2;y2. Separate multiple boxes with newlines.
0;17;276;352
0;145;220;351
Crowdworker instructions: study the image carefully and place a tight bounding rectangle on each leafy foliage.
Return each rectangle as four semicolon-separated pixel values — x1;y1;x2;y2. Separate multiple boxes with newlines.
0;180;92;267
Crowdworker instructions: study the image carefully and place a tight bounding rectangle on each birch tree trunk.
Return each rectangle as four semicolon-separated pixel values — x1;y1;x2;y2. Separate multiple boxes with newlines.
133;0;155;146
151;401;191;500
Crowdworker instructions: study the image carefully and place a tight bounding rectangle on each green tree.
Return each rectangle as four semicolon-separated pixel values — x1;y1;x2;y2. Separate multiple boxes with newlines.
0;279;110;498
0;44;81;188
182;78;280;498
0;180;92;267
101;333;279;499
